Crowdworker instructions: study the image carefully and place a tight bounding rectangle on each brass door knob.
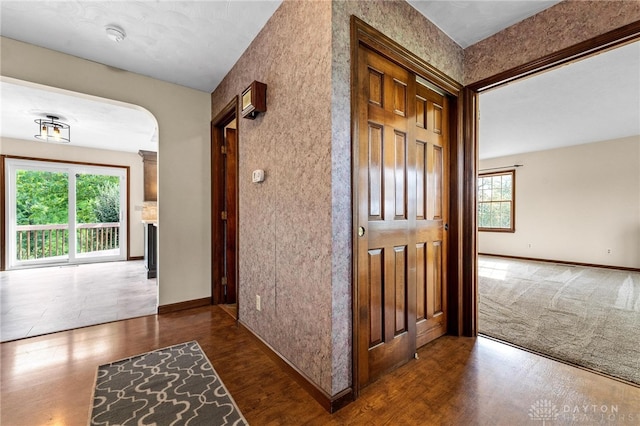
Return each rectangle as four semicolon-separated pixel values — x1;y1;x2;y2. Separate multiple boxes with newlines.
358;226;365;237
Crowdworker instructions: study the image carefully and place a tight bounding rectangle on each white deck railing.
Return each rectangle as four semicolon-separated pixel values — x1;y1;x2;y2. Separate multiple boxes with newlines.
16;223;120;260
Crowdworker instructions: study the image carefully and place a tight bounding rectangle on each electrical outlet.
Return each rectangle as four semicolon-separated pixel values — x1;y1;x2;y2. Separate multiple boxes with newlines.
607;248;612;255
528;243;532;248
256;295;261;311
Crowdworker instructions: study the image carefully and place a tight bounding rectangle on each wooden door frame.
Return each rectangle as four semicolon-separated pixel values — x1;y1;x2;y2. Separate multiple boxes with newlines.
350;17;472;396
463;21;640;330
466;22;640;94
211;96;239;307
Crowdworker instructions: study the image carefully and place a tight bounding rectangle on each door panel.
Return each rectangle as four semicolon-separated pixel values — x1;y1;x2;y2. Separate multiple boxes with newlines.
368;123;383;220
357;47;417;386
392;245;407;336
75;172;123;259
12;168;69;265
357;47;450;387
368;249;384;346
415;84;448;348
393;131;407;219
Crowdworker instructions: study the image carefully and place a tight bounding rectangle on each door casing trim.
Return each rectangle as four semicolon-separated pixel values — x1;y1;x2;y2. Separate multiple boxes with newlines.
467;21;640;93
211;97;239;311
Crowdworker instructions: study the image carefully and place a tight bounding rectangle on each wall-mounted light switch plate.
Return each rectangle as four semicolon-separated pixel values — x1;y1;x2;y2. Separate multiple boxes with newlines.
252;169;265;183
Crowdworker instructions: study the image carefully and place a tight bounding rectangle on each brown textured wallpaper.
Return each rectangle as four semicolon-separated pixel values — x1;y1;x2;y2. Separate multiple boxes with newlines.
212;0;334;394
212;0;464;397
465;0;640;84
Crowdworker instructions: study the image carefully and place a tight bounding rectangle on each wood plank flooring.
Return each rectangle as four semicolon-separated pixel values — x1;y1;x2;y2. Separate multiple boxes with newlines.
2;305;639;425
1;260;157;342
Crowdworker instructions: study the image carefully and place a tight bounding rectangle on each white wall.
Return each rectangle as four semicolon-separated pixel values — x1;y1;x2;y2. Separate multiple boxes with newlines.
1;137;145;257
1;37;212;305
479;136;640;268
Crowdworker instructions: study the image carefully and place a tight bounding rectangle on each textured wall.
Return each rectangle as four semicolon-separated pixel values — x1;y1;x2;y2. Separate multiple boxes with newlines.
211;0;464;396
211;0;335;394
465;0;640;84
333;0;464;84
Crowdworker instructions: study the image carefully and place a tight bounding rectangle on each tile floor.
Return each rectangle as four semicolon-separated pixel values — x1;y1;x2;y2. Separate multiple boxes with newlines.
0;260;157;342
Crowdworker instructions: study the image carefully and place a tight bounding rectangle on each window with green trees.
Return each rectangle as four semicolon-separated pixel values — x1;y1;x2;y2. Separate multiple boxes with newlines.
478;170;515;232
17;171;119;227
8;158;126;266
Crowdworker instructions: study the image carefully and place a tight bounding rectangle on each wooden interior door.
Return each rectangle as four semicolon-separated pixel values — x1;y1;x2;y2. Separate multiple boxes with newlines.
414;83;448;347
223;128;237;304
211;98;239;310
356;47;450;388
356;46;417;386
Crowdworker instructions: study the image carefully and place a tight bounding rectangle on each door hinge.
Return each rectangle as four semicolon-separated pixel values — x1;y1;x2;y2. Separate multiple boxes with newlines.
221;211;228;220
221;145;227;154
222;276;228;286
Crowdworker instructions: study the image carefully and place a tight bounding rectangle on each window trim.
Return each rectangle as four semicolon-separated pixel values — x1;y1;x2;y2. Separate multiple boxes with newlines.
478;170;515;233
5;157;128;269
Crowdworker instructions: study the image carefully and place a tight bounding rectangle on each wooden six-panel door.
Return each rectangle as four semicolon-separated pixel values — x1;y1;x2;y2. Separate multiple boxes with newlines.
356;47;449;387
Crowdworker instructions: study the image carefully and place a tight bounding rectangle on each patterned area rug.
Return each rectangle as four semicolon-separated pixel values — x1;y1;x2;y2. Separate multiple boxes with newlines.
479;256;640;385
89;341;248;425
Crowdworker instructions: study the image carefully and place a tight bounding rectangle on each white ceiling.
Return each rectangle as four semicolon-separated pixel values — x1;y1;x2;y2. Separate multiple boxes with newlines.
0;0;637;157
0;0;283;93
407;0;561;48
1;76;158;153
0;0;282;153
479;40;640;159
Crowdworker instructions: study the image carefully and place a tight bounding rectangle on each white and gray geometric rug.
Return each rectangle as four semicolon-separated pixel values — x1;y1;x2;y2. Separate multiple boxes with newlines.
89;341;248;425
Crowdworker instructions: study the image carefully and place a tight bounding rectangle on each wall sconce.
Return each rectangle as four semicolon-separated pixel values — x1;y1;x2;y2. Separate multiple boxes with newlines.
241;81;267;119
34;115;71;143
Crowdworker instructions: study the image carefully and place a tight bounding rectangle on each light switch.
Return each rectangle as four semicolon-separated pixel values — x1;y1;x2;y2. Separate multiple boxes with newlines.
252;169;265;183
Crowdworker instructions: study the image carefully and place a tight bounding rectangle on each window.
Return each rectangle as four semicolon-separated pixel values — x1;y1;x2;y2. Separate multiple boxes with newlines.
478;170;515;232
6;158;127;269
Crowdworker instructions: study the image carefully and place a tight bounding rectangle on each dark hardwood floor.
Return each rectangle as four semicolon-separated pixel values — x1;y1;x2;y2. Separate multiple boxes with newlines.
2;305;638;425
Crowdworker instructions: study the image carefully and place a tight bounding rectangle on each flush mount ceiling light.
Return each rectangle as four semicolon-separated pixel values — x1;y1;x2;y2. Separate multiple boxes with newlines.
105;25;126;43
34;115;71;143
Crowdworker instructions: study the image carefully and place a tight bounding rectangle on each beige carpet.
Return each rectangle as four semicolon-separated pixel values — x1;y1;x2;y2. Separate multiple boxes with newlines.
478;256;640;385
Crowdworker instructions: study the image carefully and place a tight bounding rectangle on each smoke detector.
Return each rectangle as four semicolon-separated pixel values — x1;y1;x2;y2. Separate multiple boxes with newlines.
105;25;126;43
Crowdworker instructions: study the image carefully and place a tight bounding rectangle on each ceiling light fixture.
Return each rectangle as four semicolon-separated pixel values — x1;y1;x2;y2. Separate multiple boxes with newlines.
105;25;126;43
34;115;70;143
